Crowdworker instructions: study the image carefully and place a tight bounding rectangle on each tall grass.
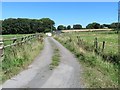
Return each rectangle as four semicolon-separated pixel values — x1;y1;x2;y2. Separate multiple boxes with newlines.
54;31;118;88
1;37;44;83
59;31;118;64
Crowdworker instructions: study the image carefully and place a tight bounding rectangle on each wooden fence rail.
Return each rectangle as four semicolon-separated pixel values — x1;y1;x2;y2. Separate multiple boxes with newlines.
0;33;42;59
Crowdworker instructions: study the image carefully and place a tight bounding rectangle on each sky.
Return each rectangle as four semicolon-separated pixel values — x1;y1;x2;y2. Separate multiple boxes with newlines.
2;2;118;27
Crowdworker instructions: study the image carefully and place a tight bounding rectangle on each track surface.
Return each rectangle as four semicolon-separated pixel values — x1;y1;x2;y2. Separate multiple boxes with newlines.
2;37;84;88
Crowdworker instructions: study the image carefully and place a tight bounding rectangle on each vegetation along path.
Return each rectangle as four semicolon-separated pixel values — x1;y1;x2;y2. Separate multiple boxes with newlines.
2;37;84;88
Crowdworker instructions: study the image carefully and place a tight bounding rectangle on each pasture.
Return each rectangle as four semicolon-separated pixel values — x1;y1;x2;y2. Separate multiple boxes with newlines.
57;31;118;63
2;34;32;46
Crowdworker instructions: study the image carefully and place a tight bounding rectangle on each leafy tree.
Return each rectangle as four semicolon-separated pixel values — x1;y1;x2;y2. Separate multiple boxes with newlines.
64;26;67;30
86;24;93;29
39;18;55;32
67;25;71;30
100;25;104;29
57;25;65;30
110;23;120;29
2;18;55;34
86;22;100;29
52;26;56;31
102;24;111;28
0;20;2;34
73;24;82;29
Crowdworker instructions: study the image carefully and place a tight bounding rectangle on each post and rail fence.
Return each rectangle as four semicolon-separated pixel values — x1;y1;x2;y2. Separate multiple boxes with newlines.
0;33;43;60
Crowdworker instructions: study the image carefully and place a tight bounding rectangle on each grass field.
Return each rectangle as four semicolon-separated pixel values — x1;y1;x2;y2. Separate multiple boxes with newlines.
62;31;117;53
54;30;118;88
2;34;32;46
57;31;118;63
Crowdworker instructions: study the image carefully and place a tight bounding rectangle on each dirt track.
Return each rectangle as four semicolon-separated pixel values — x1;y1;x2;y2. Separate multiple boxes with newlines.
2;37;84;88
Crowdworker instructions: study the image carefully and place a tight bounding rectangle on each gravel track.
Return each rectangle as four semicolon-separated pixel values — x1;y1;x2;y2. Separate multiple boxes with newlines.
2;37;84;88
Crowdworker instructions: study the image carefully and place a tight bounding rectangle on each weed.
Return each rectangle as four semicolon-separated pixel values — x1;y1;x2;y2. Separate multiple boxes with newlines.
50;48;60;70
1;37;44;83
54;31;118;88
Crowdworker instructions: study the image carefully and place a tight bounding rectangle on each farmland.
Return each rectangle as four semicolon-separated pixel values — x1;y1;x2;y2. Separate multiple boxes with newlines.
1;1;120;88
2;34;32;46
54;30;118;88
55;31;118;63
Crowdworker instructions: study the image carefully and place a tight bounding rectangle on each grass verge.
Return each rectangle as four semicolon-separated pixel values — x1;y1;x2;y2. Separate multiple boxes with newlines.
54;35;118;88
1;36;44;84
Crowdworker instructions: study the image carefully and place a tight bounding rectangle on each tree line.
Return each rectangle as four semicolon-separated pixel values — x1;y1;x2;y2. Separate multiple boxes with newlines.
1;18;120;34
2;18;56;34
57;22;120;30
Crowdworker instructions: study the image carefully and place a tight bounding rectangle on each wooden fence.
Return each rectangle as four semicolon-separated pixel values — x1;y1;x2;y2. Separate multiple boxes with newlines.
93;37;106;54
76;36;106;54
0;33;43;59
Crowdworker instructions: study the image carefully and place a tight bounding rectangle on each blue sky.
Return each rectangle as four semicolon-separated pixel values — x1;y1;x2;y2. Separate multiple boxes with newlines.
2;2;118;27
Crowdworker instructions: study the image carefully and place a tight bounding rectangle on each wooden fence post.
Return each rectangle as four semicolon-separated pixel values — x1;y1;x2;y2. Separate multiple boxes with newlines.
0;39;4;58
30;35;32;40
24;37;27;42
21;37;24;45
21;37;24;42
94;37;98;53
102;41;105;52
69;37;72;42
77;36;81;47
13;38;17;43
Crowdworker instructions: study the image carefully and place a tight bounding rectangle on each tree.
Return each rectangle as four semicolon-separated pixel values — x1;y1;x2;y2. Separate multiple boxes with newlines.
63;26;67;30
38;18;55;32
67;25;71;30
52;26;56;31
102;24;111;28
110;23;120;29
57;25;65;30
100;25;104;29
86;22;101;29
0;20;2;34
2;18;55;34
73;24;82;29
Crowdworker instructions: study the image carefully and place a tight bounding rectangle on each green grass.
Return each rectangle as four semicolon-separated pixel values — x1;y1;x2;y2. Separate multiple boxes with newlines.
79;52;118;88
1;35;44;83
50;48;60;70
62;31;118;55
48;38;60;70
2;34;32;39
54;31;118;88
78;32;117;54
2;34;33;45
57;31;118;64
